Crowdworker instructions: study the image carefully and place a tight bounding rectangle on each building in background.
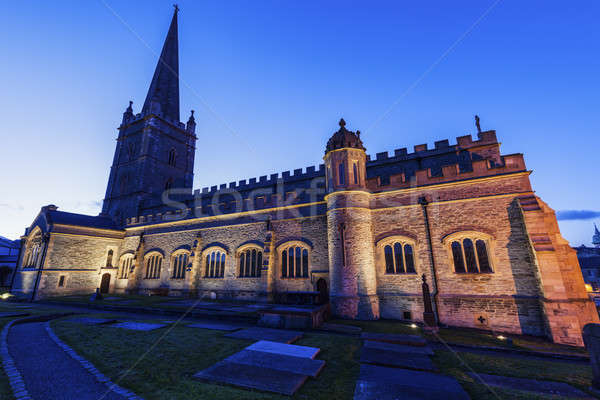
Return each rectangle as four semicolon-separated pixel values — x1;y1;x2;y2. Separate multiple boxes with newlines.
10;9;599;346
575;225;600;303
0;236;20;288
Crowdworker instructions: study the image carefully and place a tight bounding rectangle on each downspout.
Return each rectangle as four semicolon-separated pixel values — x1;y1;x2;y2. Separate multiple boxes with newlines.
419;196;440;324
30;233;50;302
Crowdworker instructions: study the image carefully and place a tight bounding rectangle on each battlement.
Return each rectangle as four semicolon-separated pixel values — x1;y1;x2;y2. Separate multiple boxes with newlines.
366;153;526;191
193;164;326;197
366;130;498;164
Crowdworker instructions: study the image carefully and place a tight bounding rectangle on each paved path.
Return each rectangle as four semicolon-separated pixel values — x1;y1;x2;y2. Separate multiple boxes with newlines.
8;322;127;400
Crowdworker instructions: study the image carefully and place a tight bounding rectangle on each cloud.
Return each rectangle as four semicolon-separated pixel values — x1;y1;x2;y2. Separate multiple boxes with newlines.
556;210;600;221
0;203;24;211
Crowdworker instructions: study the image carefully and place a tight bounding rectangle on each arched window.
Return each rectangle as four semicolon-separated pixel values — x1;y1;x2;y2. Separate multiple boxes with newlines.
445;233;493;274
279;243;309;278
353;162;358;185
105;249;114;268
168;148;176;166
338;162;345;185
144;253;163;279
382;239;416;274
204;249;226;278
23;231;42;268
171;251;189;279
118;255;133;279
238;247;263;277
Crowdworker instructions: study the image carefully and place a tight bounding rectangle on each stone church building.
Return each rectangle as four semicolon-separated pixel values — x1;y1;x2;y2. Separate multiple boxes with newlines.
11;9;598;346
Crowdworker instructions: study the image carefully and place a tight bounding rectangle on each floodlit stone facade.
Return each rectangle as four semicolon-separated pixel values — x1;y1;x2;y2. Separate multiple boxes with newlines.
11;9;598;346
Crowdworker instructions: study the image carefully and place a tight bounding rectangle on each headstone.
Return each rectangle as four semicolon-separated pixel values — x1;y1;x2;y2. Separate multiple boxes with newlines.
359;347;435;371
360;332;427;347
225;327;302;343
246;340;320;359
363;340;434;356
583;323;600;390
354;364;469;400
226;349;325;377
469;373;591;398
186;321;242;331
194;361;308;395
66;317;117;325
111;322;166;331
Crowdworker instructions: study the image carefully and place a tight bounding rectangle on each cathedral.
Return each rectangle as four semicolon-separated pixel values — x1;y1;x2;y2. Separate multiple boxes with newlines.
11;9;598;346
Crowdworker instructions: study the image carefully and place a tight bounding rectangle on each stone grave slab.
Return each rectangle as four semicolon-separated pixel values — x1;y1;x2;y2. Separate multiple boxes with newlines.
0;312;29;318
194;360;308;395
320;322;362;334
66;317;117;325
226;349;325;377
469;373;591;398
363;340;434;356
359;347;435;371
360;332;427;347
354;364;469;400
187;321;242;331
246;340;320;359
225;327;302;343
111;322;166;331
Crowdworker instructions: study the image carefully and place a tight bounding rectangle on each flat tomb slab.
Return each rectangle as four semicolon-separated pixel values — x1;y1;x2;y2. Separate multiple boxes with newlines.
359;348;435;371
111;322;166;331
225;327;302;343
65;317;117;325
363;340;434;356
226;349;325;377
246;340;320;359
194;360;308;396
469;373;591;398
320;322;362;334
0;312;30;318
186;321;242;331
354;364;469;400
360;332;427;347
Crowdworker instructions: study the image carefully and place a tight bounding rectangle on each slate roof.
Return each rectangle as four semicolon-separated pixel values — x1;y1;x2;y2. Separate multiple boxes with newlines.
45;210;118;230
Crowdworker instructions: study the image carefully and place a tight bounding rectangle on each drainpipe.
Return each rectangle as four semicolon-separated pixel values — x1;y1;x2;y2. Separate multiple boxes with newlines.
31;233;50;302
419;196;440;324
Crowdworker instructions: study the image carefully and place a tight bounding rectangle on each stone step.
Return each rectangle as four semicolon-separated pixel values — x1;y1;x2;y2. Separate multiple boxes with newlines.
361;332;427;347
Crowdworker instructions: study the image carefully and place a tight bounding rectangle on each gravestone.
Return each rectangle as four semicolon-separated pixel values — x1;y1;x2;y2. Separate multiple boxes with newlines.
226;349;325;377
363;340;434;356
225;327;303;343
583;323;600;390
246;340;320;359
360;332;427;347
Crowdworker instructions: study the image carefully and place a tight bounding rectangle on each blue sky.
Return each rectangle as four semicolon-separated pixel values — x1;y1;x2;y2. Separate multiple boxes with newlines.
0;1;598;245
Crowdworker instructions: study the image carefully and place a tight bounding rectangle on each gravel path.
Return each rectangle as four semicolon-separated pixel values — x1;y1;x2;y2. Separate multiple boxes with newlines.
8;322;127;400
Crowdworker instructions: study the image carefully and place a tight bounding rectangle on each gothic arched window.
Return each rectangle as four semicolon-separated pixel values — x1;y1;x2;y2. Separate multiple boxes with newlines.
118;254;133;279
171;251;189;279
338;162;345;185
144;253;163;279
444;232;494;274
353;162;358;185
204;248;226;278
238;246;263;278
23;231;42;268
105;249;114;268
279;242;309;278
381;239;416;275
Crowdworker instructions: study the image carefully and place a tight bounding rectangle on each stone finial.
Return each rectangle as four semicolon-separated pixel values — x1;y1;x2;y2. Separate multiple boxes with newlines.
339;118;346;128
475;114;481;133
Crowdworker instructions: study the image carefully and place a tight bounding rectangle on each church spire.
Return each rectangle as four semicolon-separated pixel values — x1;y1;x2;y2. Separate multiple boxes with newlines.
142;6;180;121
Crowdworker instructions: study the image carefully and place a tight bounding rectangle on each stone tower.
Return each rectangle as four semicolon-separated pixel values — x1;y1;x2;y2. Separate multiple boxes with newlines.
101;8;196;224
324;119;379;319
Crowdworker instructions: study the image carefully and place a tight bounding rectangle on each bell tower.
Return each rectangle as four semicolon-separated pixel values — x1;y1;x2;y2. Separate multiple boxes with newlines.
324;119;379;319
101;7;196;224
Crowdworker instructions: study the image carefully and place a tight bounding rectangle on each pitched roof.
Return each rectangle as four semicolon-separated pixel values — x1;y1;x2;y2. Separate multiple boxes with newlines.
46;210;118;230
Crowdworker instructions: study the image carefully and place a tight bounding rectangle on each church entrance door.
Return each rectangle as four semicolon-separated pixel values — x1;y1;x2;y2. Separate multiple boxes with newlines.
100;273;111;294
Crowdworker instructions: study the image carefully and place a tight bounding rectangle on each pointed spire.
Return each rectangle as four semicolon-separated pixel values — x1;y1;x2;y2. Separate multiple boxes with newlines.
122;100;134;125
142;6;180;121
186;109;196;133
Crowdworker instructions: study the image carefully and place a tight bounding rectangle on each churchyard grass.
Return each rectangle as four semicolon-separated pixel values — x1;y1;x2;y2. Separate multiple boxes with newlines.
51;315;361;400
433;349;594;399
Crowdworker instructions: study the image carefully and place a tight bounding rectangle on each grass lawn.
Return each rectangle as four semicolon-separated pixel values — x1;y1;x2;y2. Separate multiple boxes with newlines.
51;316;361;400
433;349;595;399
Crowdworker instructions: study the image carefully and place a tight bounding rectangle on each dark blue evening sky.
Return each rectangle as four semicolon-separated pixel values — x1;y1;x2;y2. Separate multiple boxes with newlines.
1;1;598;245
